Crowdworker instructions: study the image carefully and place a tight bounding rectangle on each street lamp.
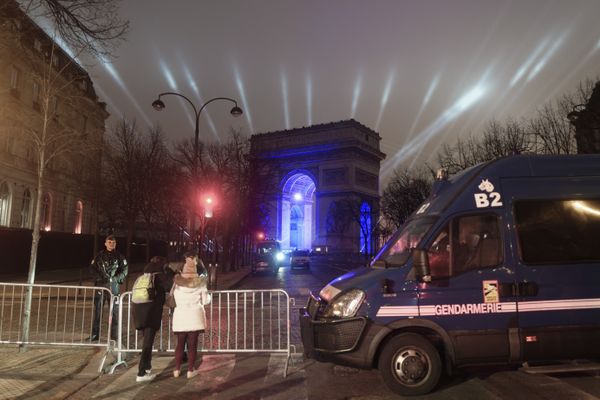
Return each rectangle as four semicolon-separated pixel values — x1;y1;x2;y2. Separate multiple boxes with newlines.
152;92;243;250
151;93;243;168
203;194;215;218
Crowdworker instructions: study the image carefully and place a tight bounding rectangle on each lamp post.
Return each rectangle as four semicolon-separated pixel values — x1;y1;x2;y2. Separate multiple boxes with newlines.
152;93;242;251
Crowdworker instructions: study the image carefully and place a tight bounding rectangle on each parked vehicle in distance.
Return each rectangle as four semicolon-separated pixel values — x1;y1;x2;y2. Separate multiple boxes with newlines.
299;154;600;396
290;249;310;270
252;240;283;275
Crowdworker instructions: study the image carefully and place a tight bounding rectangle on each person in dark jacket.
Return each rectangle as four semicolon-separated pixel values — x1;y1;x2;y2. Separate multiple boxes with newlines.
133;256;174;382
89;234;128;341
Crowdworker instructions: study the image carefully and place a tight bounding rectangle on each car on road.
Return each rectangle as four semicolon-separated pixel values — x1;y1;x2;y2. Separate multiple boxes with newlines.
252;240;283;275
290;249;310;270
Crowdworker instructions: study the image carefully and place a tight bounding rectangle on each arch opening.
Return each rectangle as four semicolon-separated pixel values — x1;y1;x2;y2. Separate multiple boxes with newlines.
281;172;316;251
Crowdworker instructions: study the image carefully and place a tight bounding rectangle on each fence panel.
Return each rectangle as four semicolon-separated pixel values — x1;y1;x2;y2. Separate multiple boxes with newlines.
0;284;294;377
115;289;293;376
0;282;113;347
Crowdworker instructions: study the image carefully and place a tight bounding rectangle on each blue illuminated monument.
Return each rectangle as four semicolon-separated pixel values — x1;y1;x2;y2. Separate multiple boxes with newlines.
249;120;386;254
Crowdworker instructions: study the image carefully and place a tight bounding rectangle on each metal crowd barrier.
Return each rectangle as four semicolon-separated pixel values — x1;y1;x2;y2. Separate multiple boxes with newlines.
112;289;294;377
0;283;295;377
0;282;114;346
0;282;115;371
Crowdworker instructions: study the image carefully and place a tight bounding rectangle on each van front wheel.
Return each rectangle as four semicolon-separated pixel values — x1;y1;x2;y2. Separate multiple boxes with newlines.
378;333;442;396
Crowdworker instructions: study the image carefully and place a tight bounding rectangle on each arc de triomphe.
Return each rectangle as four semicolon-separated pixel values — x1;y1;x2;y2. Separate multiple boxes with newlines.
249;119;385;254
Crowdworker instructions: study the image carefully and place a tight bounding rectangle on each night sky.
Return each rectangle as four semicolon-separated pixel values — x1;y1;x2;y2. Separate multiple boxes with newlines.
88;0;600;184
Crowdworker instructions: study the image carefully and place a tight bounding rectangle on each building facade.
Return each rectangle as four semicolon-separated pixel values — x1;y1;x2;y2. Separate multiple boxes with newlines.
0;3;108;234
250;120;386;254
569;81;600;154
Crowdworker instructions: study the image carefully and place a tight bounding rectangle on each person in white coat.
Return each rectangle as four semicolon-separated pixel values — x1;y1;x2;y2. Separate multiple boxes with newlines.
171;251;211;378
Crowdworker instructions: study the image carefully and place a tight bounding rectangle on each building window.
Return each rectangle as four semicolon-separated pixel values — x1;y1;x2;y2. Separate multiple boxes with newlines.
26;142;35;162
11;19;22;31
4;133;15;154
41;192;52;231
0;182;11;226
10;66;19;88
9;66;20;97
20;189;32;228
33;38;42;52
32;81;40;109
73;200;83;234
50;96;58;118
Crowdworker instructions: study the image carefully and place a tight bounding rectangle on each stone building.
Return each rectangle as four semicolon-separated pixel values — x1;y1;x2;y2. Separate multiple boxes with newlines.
568;81;600;154
0;2;108;234
250;120;386;254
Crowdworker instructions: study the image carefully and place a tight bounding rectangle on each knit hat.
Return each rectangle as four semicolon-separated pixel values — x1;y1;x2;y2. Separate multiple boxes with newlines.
181;259;198;278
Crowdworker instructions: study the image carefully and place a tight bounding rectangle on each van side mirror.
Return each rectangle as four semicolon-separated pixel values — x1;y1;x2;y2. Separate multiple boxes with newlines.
412;249;432;282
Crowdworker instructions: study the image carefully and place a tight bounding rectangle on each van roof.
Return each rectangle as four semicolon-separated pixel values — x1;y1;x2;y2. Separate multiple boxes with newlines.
422;154;600;217
479;154;600;178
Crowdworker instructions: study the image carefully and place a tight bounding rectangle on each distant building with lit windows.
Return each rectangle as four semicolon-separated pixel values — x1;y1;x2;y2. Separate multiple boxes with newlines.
0;2;108;234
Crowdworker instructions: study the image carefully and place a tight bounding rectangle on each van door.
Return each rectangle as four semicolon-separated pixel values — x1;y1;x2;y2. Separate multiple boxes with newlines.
419;212;519;364
506;177;600;361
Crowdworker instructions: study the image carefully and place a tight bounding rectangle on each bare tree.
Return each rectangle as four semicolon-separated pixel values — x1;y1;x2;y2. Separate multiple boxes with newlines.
332;196;379;258
101;119;145;261
381;167;432;229
2;0;127;351
527;79;596;155
138;126;182;261
6;27;107;349
437;119;532;173
207;132;250;271
325;200;354;249
12;0;128;58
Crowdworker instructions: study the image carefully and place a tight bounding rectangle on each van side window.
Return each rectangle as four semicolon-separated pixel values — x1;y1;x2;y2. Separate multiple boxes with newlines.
427;225;450;278
515;199;600;264
452;214;503;275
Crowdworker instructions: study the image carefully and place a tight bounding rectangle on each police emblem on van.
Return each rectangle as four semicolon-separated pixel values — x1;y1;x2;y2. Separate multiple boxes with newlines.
474;179;503;208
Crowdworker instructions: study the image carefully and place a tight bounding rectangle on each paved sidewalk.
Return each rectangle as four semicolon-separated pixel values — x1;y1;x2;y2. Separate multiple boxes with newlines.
0;265;251;400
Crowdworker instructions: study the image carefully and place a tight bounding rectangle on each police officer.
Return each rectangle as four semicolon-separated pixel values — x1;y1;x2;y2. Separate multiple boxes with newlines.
89;234;128;341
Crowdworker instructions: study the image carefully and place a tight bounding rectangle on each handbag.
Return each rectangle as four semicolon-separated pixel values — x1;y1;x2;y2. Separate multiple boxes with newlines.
165;283;176;309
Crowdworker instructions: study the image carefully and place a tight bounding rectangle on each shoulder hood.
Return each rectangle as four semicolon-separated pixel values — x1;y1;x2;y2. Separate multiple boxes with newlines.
174;274;207;288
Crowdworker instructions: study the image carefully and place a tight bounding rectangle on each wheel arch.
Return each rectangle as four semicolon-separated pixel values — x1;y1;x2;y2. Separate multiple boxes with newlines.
368;319;455;369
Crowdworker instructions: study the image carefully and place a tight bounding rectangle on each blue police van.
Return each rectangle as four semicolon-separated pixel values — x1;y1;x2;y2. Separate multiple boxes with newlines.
299;154;600;395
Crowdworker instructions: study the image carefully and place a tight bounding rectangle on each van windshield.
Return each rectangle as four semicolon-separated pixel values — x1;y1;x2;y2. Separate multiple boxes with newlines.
374;217;436;267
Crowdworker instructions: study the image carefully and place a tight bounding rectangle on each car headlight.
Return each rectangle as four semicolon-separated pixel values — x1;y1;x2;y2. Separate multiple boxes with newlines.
275;252;285;261
322;289;365;318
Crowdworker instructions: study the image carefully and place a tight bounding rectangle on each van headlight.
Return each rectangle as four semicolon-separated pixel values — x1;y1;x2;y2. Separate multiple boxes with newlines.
275;252;285;261
322;289;365;318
